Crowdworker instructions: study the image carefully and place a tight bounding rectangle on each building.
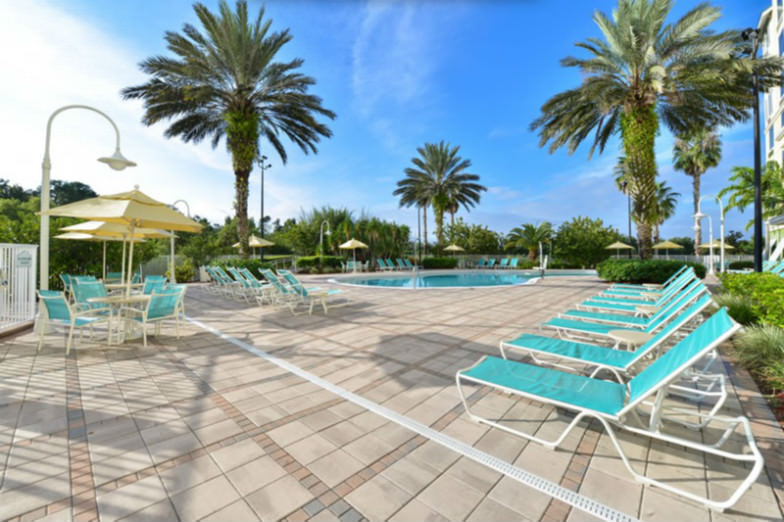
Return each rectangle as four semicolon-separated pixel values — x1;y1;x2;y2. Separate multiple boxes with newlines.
763;5;783;164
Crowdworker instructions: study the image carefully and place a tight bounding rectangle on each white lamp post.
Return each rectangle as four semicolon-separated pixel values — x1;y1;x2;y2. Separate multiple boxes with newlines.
697;194;726;273
319;220;331;256
694;210;714;275
40;105;136;289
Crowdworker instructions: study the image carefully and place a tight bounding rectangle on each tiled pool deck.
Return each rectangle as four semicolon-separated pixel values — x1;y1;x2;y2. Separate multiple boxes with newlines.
1;275;782;521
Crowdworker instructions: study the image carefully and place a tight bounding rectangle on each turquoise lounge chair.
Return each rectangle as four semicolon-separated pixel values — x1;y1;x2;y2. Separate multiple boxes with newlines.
498;258;509;269
476;258;487;269
608;265;689;292
395;258;409;270
385;258;397;270
279;271;345;315
543;282;705;340
404;258;416;269
377;259;392;271
566;279;702;326
487;258;496;269
501;294;713;381
457;309;761;512
142;278;166;295
508;258;519;269
589;269;695;306
37;290;112;353
259;269;300;309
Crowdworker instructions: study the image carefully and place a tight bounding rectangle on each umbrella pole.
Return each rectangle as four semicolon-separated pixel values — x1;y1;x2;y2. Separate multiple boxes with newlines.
127;224;136;297
102;241;107;280
353;249;357;273
169;231;175;283
121;237;127;284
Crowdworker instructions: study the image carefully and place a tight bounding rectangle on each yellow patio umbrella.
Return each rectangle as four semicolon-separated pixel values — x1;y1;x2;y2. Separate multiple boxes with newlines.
605;241;634;258
233;234;275;250
444;244;465;253
42;186;202;293
60;221;174;281
339;238;369;272
652;240;683;260
54;232;145;281
698;241;734;251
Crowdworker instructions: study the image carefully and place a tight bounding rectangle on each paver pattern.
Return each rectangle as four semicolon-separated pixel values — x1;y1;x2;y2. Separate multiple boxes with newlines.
0;274;782;522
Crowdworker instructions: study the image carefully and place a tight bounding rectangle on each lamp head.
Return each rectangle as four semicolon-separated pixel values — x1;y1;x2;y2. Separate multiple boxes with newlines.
694;211;707;220
98;150;137;171
325;229;331;236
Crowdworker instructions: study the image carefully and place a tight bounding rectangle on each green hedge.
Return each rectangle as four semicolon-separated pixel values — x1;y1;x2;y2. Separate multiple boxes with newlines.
596;259;706;284
210;258;275;276
422;257;458;269
728;260;754;270
719;272;784;328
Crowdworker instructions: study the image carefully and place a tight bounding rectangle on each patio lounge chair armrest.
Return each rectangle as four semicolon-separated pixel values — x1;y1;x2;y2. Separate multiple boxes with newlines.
73;307;111;317
119;306;145;317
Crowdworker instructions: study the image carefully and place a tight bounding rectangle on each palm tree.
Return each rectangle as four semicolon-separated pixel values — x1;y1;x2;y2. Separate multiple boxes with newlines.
530;0;783;258
394;141;485;253
652;182;680;243
393;176;431;257
718;162;784;230
673;128;722;247
505;222;554;261
122;1;335;257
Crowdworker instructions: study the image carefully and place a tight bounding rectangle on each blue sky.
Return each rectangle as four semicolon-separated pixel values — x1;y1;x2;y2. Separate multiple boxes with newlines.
0;0;770;242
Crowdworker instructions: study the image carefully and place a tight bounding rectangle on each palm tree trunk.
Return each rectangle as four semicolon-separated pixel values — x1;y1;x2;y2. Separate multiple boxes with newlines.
692;174;701;248
435;209;444;253
621;106;658;260
450;211;455;228
235;170;250;258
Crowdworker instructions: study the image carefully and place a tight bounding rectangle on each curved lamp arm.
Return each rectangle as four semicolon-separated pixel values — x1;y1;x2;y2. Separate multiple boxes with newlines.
43;105;122;168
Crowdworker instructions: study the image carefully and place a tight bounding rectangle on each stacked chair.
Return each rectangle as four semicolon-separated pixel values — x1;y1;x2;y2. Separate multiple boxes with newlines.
454;265;763;512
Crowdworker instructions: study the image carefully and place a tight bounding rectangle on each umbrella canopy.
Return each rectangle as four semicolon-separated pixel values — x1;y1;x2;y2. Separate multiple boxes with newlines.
652;240;684;250
339;238;368;249
42;186;202;232
444;244;465;252
54;232;143;242
698;241;734;250
339;238;368;273
61;220;174;239
233;234;275;248
605;241;633;250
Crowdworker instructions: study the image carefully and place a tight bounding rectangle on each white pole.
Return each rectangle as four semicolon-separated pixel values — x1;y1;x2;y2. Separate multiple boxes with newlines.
718;198;725;273
708;216;715;275
121;237;127;284
39;104;132;290
126;224;136;296
102;241;106;280
169;232;175;283
353;249;357;273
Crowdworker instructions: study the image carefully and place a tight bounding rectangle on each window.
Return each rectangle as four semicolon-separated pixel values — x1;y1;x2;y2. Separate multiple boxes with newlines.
770;126;775;147
780;149;783;166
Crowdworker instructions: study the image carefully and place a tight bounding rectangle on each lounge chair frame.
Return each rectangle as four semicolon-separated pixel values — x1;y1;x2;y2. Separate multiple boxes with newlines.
456;315;762;512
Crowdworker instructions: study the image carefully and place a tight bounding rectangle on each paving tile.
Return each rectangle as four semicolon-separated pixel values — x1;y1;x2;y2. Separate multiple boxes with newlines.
158;454;222;496
285;433;339;465
345;474;411;521
389;499;450;522
308;449;366;487
381;457;440;496
465;497;531;522
200;499;260;522
226;456;288;496
96;475;168;522
0;472;71;520
245;475;313;521
417;473;485;521
171;475;240;520
209;438;266;473
117;499;177;522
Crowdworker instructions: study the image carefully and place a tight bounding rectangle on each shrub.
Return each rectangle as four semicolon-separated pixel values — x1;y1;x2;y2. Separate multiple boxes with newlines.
596;259;706;284
422;257;458;269
728;260;754;270
296;255;343;273
733;326;784;393
548;260;583;269
516;258;535;269
712;293;758;325
719;272;784;327
211;258;276;276
166;259;196;283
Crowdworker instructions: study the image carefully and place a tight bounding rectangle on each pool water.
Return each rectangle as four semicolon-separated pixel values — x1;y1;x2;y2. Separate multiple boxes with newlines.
334;270;593;289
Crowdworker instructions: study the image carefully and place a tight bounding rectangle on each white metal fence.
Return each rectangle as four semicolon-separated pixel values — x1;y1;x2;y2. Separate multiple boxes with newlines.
0;244;38;333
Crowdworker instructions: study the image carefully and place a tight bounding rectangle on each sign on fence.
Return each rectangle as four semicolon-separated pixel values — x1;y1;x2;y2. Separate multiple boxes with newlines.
0;244;38;333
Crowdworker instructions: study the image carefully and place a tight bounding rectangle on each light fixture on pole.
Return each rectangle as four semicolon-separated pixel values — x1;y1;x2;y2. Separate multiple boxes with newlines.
257;154;271;261
694;210;714;275
319;220;331;257
40;105;136;290
169;200;191;283
742;27;763;272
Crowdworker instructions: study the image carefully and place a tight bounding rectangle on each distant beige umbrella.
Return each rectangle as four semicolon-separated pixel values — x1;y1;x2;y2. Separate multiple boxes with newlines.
233;234;275;248
43;186;202;293
652;240;684;260
605;241;634;258
698;241;734;251
339;238;369;272
444;244;465;252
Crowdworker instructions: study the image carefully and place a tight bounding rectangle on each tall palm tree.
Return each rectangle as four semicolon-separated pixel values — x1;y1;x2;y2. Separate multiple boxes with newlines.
719;161;784;230
393;176;430;256
530;0;783;258
122;1;335;257
394;141;485;253
673;128;722;247
505;222;554;261
652;182;679;243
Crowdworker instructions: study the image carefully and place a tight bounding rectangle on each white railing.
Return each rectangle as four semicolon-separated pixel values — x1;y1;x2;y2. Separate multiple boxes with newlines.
0;244;38;333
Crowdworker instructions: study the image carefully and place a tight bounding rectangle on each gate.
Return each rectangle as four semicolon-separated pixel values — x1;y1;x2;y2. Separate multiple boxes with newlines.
0;244;38;333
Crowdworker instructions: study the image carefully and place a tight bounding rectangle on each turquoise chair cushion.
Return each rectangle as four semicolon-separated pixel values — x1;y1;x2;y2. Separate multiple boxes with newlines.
562;310;648;325
580;300;637;312
504;334;637;369
545;317;637;335
461;356;626;415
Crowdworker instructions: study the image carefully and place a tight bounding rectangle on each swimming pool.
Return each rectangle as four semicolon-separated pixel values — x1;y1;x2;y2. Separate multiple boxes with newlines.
331;269;595;289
